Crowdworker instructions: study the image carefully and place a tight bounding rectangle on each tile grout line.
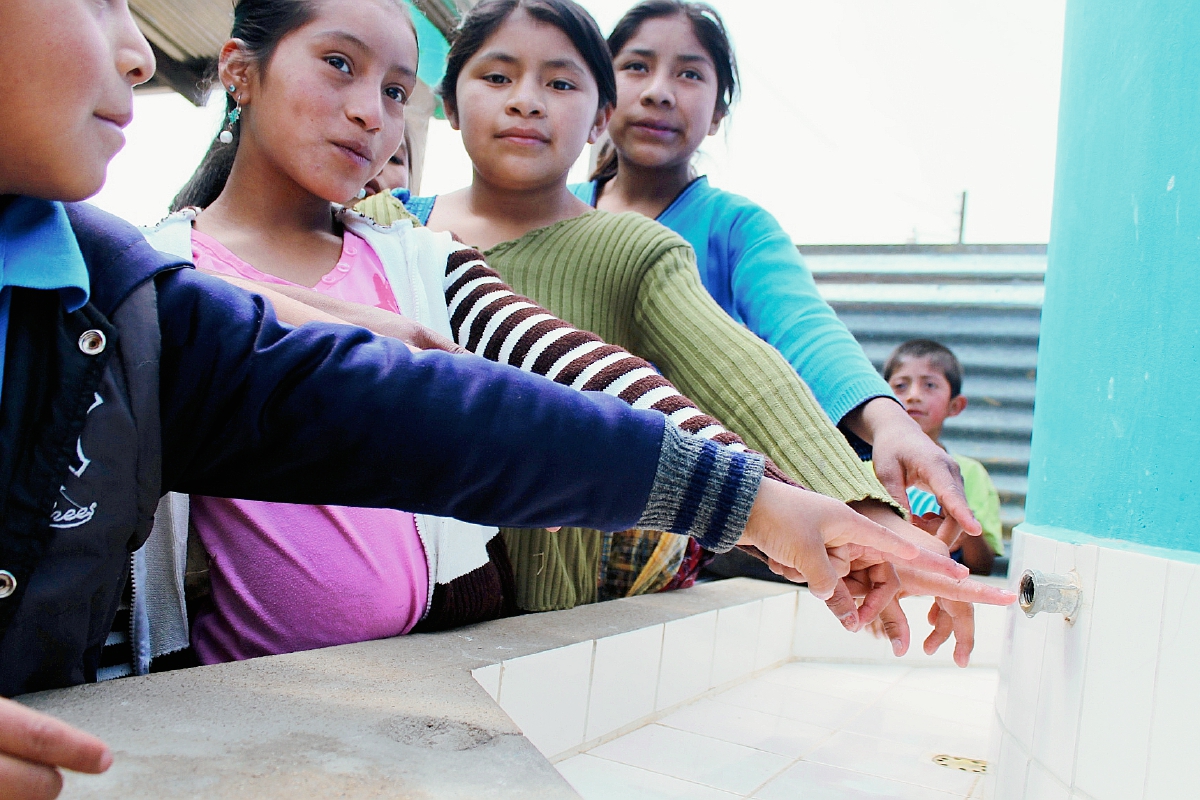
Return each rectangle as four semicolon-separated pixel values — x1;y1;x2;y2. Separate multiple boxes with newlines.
578;638;597;751
1063;547;1098;793
1139;559;1184;800
741;663;913;798
650;621;667;715
570;750;745;798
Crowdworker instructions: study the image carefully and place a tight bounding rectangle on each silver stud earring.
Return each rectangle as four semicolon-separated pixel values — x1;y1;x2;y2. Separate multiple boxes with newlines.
218;85;241;145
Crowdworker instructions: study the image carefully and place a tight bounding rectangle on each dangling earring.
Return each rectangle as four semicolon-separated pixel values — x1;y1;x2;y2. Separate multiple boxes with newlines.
218;85;241;144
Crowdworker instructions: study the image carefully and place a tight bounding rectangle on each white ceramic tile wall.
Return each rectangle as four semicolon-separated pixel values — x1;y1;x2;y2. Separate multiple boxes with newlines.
489;598;796;760
656;610;718;711
1073;548;1167;800
1029;541;1097;786
711;600;763;686
585;625;664;741
496;640;593;756
993;732;1030;800
991;527;1200;800
1025;759;1071;800
754;591;797;670
1144;561;1200;800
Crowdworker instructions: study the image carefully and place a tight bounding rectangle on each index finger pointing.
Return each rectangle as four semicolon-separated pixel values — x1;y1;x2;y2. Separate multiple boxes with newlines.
0;699;111;775
906;545;970;581
836;515;921;562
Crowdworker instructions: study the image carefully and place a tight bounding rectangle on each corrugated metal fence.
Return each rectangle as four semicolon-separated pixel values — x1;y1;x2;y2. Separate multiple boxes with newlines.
802;244;1046;535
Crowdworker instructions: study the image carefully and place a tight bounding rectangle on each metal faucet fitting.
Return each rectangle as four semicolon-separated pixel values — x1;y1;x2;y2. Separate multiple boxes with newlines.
1018;569;1082;623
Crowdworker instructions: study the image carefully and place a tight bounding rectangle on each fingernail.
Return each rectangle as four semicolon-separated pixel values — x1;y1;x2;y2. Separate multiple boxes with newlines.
839;612;858;630
891;638;903;656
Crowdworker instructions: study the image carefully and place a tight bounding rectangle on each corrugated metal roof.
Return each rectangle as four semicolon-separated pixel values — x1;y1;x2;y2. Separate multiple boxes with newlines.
130;0;469;104
803;245;1045;534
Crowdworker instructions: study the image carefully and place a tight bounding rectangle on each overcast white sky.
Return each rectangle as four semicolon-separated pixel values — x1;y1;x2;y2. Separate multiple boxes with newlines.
91;0;1066;244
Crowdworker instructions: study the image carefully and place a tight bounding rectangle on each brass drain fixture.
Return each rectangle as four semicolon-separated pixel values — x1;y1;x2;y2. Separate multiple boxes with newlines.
933;755;988;774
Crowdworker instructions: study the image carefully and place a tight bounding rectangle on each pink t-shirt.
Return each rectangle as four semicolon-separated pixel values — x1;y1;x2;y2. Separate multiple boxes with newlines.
188;228;429;664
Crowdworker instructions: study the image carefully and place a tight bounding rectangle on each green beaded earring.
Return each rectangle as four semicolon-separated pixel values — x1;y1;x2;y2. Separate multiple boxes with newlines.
218;85;241;144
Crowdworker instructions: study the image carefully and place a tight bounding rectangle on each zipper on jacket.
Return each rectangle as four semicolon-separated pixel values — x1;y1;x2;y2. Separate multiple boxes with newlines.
95;554;137;682
413;515;436;620
127;552;137;664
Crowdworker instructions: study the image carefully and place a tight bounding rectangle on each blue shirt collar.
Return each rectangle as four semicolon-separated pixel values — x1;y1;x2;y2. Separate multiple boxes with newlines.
0;196;90;312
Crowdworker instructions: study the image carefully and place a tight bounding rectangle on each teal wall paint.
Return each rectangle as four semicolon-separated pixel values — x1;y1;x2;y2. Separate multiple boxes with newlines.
1026;0;1200;551
403;1;450;92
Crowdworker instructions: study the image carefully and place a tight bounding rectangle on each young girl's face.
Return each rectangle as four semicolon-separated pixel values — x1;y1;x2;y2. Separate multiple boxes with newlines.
225;0;417;205
450;9;609;192
0;0;153;200
608;14;723;173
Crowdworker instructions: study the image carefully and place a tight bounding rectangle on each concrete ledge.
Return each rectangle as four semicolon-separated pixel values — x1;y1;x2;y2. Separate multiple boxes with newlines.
20;578;797;799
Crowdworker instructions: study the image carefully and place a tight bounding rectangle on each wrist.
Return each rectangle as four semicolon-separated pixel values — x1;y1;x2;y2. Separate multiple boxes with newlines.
841;396;907;445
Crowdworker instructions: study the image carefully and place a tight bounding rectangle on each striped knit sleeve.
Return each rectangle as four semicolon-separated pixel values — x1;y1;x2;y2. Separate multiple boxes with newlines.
442;246;800;489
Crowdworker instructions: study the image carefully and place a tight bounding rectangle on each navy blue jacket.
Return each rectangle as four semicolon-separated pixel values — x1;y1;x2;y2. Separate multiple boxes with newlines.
0;204;668;696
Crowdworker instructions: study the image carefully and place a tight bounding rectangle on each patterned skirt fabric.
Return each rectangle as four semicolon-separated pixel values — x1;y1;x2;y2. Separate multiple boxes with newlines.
598;530;695;602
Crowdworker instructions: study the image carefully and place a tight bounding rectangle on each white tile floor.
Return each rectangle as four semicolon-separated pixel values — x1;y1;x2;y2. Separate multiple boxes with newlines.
557;662;997;799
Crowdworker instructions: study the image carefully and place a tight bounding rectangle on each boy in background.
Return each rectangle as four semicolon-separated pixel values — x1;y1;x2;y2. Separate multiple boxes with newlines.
884;340;1004;575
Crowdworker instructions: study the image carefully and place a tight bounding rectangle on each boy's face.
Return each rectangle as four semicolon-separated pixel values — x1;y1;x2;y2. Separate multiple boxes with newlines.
887;355;967;440
0;0;154;201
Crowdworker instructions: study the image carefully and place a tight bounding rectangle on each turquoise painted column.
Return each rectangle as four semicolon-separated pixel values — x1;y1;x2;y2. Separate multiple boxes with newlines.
1026;0;1200;554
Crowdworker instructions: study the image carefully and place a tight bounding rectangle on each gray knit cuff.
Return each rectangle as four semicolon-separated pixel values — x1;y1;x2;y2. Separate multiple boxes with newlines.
636;424;766;553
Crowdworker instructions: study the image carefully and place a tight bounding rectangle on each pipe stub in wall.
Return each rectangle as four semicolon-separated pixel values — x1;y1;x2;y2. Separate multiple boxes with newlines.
1018;569;1082;623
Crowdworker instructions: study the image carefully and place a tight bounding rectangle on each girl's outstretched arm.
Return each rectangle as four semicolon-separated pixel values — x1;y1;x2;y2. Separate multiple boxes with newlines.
442;247;792;474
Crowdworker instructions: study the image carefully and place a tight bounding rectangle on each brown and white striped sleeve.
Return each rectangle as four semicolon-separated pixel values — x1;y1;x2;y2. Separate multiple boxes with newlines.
443;247;799;488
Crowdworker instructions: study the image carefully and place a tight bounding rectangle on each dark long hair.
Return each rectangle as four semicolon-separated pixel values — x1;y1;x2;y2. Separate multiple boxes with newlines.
591;0;739;183
440;0;617;118
171;0;412;211
171;0;318;211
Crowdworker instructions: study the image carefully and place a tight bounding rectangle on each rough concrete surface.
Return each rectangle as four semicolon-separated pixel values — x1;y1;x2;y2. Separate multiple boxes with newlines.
19;579;792;798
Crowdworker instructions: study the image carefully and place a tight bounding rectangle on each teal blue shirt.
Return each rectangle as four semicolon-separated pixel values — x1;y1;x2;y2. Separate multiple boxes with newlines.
0;198;91;406
572;178;893;424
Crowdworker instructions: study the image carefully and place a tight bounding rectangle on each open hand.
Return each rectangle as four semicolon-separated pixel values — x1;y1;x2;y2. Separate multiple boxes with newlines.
844;397;982;541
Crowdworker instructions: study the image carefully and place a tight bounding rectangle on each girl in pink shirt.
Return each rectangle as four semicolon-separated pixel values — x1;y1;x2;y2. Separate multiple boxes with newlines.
187;229;427;664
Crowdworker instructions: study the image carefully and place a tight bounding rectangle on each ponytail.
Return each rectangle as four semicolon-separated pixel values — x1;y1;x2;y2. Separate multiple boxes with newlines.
589;139;619;183
172;92;241;211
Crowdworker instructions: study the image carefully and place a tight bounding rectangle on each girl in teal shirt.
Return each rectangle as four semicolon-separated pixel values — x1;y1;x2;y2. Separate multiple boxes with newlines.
572;0;982;539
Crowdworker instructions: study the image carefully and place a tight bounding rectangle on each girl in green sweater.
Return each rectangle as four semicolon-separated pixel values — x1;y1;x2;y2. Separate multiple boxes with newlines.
391;0;1003;663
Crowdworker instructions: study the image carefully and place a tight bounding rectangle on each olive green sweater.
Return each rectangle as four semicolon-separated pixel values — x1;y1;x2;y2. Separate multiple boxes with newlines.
480;211;895;610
